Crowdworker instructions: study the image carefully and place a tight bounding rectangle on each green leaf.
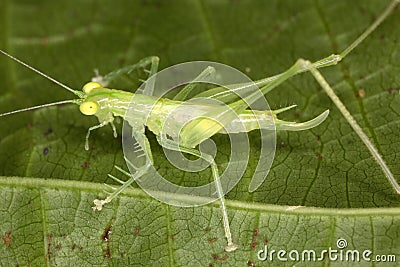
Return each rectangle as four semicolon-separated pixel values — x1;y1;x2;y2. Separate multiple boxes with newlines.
1;0;400;266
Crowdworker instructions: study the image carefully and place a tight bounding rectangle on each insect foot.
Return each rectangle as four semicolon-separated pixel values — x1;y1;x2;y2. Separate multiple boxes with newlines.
92;198;111;211
225;243;239;253
91;69;108;87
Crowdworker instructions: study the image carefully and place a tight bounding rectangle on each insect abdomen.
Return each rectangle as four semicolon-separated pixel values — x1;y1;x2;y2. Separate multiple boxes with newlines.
218;110;276;134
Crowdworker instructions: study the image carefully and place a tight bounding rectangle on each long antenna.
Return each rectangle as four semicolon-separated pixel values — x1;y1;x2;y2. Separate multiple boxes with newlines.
340;0;400;59
0;99;77;117
0;49;82;96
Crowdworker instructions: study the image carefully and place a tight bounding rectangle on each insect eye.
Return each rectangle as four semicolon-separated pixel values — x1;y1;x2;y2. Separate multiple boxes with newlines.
79;101;99;115
82;82;102;94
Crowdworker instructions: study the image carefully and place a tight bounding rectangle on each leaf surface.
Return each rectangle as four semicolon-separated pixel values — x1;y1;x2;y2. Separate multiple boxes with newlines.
0;0;399;266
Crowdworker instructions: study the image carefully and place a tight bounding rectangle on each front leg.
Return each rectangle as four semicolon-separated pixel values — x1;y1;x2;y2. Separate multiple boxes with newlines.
85;121;108;150
93;124;154;211
93;162;150;211
85;118;117;150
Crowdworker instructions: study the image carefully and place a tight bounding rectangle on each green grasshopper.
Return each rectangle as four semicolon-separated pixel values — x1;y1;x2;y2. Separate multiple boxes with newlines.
1;0;399;252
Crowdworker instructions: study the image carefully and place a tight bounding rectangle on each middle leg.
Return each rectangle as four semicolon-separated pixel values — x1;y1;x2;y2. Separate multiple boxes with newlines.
156;135;238;252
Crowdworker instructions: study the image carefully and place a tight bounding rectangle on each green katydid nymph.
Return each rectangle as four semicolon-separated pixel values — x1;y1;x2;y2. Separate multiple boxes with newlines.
0;51;328;251
1;0;399;252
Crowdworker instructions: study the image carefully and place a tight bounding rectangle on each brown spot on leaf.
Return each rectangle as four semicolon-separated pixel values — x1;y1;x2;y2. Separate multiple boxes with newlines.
208;237;217;243
212;253;228;261
253;229;259;237
250;241;258;249
102;225;112;242
104;246;111;259
2;231;11;249
46;235;53;261
357;89;366;98
134;226;140;236
82;161;89;169
102;225;113;259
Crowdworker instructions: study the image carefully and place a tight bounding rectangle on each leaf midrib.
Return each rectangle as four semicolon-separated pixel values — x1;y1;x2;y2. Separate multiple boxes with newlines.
1;176;399;216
